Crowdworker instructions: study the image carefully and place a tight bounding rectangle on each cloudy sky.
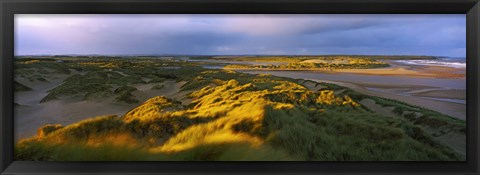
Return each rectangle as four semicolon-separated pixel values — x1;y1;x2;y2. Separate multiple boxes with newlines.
15;14;465;57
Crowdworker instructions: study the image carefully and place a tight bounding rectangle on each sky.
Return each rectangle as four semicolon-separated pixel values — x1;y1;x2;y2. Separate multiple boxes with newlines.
15;14;466;57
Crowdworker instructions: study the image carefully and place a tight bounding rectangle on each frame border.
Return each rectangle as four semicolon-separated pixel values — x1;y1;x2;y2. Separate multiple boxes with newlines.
1;0;479;174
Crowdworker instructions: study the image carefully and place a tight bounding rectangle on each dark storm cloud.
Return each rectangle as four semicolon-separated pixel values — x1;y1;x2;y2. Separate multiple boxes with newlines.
15;14;465;57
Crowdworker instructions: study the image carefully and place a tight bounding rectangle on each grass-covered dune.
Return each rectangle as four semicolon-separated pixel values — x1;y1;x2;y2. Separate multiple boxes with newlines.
21;59;204;104
190;55;438;62
15;60;71;83
224;60;389;70
15;68;465;161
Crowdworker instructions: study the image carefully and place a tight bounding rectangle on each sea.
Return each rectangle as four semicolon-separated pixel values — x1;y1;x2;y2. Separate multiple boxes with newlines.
394;57;466;68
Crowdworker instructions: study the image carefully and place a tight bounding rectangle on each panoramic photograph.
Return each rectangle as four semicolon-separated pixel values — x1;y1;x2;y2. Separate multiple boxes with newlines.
14;14;466;161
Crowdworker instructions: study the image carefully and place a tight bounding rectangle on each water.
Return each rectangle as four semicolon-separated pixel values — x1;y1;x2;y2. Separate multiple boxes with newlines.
202;65;224;69
394;57;466;68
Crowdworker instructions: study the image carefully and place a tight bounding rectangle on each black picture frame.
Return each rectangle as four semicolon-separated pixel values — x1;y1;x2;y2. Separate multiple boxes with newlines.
1;0;479;174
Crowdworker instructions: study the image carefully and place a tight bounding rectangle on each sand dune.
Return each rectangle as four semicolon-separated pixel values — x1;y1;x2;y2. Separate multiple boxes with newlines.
14;79;188;142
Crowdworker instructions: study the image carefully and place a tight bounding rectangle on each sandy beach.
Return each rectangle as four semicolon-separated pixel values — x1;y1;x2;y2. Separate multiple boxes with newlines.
333;61;466;79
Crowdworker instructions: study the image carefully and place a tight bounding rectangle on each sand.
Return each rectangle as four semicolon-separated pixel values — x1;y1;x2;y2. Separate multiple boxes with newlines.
412;89;465;100
300;80;326;91
333;61;466;79
14;78;188;142
15;100;136;141
333;67;433;77
131;80;187;103
359;99;396;117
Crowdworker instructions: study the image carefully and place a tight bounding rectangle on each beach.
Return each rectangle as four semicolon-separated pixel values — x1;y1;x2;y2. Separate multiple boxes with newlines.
333;60;466;79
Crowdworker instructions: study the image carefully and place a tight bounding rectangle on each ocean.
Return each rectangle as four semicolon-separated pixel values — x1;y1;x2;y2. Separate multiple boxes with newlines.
394;57;466;68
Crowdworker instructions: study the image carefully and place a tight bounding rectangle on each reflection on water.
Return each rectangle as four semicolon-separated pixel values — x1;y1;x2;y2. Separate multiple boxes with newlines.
202;65;224;69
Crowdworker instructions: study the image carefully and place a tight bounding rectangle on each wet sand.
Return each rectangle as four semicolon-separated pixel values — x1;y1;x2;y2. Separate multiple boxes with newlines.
412;89;465;100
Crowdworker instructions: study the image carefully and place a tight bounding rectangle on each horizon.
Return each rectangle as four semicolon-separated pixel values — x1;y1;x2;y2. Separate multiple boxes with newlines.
15;14;466;57
14;54;464;58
